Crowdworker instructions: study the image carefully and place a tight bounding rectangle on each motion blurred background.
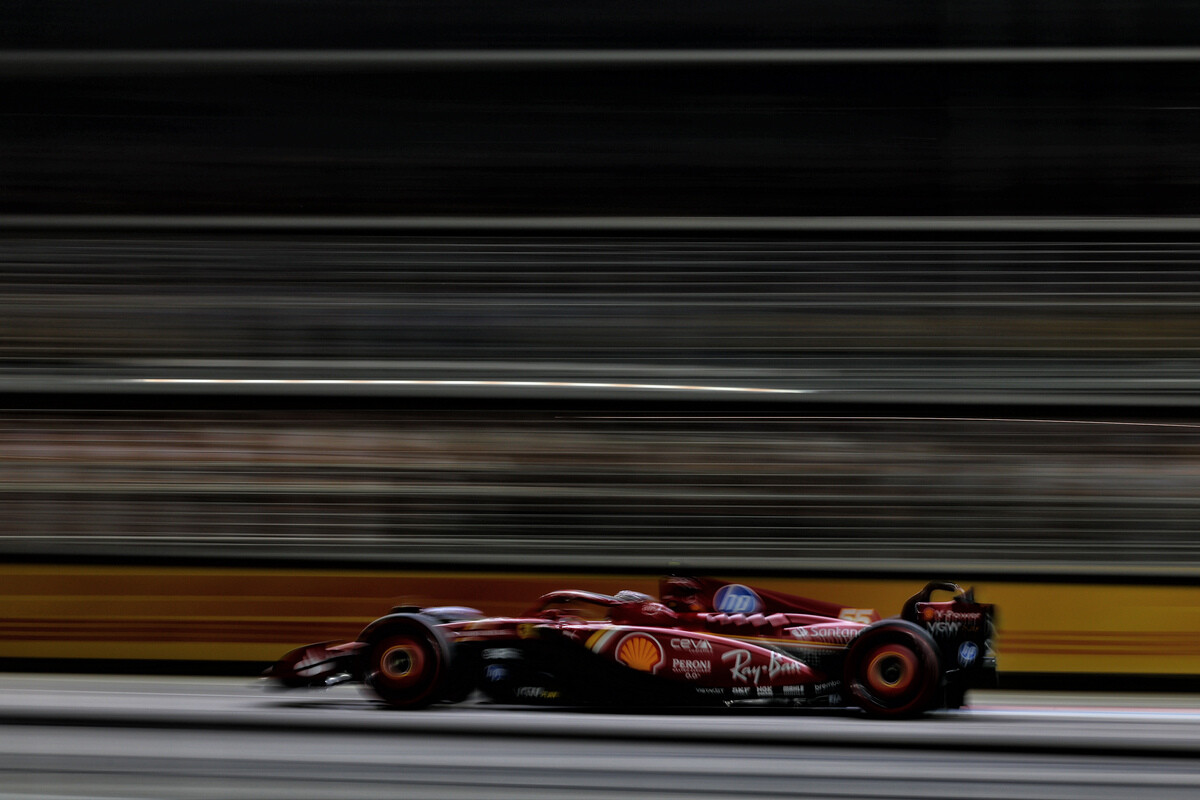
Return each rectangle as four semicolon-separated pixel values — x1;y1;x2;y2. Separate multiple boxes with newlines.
3;0;1200;682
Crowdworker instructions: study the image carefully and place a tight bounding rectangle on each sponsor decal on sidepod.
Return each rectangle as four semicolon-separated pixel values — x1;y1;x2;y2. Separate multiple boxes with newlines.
670;637;714;653
616;633;665;674
722;649;806;685
790;626;859;644
671;658;712;678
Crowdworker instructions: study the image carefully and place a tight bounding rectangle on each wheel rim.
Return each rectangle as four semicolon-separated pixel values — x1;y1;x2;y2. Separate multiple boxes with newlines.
377;638;427;687
864;644;918;699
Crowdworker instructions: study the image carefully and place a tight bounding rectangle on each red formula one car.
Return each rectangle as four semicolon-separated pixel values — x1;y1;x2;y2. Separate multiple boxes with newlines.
269;577;997;718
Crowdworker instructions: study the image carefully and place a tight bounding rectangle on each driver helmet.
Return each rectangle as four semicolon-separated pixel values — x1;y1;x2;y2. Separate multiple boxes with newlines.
660;577;704;612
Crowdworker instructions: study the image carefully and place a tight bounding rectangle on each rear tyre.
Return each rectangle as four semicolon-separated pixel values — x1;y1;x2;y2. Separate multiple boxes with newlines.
363;620;448;709
844;620;941;718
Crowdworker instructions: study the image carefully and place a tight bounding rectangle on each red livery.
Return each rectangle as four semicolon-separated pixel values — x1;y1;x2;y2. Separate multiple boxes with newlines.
269;576;997;718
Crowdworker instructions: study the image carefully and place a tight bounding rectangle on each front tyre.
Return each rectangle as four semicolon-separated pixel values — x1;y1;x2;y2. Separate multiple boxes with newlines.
363;621;448;709
844;620;941;718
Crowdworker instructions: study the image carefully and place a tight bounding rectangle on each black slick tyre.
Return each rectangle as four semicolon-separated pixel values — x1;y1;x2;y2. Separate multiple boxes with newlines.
843;620;941;719
363;619;448;709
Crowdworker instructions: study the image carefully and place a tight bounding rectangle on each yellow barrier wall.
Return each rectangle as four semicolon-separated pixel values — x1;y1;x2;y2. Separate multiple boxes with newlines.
2;565;1198;674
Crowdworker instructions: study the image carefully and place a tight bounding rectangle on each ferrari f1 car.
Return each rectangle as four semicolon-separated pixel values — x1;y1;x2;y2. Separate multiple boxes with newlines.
269;576;997;718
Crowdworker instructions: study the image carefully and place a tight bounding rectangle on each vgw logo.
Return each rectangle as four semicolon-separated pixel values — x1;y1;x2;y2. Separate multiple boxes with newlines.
713;584;763;614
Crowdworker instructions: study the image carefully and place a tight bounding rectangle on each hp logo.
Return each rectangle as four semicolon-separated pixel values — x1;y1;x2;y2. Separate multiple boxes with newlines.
713;584;763;614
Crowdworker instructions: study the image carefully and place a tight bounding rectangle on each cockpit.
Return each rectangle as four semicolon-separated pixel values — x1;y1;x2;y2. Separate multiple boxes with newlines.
530;589;678;626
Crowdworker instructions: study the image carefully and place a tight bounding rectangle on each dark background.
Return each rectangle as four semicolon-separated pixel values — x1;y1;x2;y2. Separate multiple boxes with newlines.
5;0;1198;48
3;1;1200;216
3;1;1198;577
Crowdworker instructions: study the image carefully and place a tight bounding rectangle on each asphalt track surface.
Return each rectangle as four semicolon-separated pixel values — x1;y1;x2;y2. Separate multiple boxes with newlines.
5;676;1200;799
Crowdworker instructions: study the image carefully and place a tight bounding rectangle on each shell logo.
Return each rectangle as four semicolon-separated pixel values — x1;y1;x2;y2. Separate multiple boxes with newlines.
616;633;664;673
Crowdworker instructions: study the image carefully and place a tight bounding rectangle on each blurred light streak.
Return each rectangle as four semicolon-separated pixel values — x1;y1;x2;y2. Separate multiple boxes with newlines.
131;378;810;394
585;416;1200;429
5;47;1200;73
7;215;1200;231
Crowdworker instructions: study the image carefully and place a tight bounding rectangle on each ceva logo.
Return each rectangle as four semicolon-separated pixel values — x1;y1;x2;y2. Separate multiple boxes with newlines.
713;584;763;614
